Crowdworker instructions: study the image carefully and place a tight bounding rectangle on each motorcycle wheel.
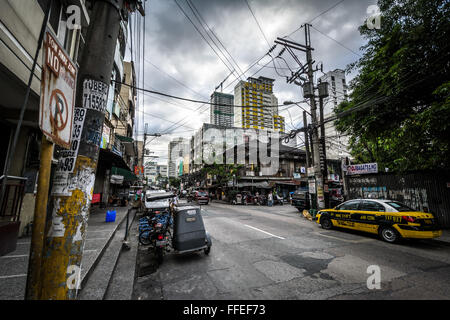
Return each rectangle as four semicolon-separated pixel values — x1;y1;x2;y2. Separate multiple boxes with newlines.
139;231;152;245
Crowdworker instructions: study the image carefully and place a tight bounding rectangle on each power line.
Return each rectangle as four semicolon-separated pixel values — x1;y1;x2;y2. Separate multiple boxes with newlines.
310;25;361;58
184;0;243;81
284;0;346;38
186;0;246;80
244;0;270;47
112;79;299;108
173;0;239;80
144;57;206;99
244;0;287;77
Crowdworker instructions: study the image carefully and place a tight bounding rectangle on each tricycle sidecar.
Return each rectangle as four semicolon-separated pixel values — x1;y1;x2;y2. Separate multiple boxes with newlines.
172;206;212;255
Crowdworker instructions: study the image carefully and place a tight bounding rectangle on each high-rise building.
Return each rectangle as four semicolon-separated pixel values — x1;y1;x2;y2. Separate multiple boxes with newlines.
145;162;168;182
210;91;234;127
233;76;285;132
318;69;351;159
168;137;190;178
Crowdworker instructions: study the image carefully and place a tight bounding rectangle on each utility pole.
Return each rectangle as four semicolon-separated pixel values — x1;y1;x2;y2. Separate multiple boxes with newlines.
141;124;161;184
318;81;329;208
304;23;325;210
275;23;325;210
303;111;311;168
31;0;143;300
142;123;148;180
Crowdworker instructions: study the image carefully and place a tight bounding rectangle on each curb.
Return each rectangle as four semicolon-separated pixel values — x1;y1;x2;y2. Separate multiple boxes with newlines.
79;207;133;290
103;209;137;299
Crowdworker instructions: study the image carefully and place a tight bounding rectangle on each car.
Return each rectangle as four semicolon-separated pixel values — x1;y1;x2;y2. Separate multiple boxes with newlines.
144;190;174;214
291;190;310;212
315;199;442;243
193;190;209;205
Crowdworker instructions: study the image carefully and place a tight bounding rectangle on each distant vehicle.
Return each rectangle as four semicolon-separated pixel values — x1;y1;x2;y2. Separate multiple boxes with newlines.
179;189;188;198
315;199;442;243
291;190;310;212
144;190;175;214
188;190;209;205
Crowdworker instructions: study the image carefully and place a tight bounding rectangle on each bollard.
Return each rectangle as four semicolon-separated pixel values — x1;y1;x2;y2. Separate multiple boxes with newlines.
122;209;131;251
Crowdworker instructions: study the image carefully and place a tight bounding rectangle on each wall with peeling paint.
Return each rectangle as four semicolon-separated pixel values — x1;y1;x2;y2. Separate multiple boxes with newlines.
348;170;450;228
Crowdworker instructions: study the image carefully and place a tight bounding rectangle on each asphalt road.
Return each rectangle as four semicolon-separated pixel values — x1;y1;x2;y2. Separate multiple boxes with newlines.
133;201;450;300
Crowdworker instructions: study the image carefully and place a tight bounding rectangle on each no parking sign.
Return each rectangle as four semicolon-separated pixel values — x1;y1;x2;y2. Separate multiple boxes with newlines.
39;29;77;149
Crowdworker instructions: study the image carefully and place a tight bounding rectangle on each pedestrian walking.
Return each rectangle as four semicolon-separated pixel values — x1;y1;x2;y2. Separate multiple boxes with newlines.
268;192;273;207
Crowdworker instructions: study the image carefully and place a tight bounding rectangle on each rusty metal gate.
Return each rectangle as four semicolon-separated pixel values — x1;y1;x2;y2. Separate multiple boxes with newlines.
347;170;450;228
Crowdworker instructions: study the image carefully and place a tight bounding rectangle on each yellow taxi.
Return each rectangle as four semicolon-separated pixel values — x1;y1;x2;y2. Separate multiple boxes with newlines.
315;199;442;243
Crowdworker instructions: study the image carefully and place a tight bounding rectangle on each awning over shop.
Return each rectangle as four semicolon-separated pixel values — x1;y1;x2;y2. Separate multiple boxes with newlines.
111;166;137;182
270;180;304;186
116;134;135;156
98;148;130;170
227;181;272;189
116;134;133;143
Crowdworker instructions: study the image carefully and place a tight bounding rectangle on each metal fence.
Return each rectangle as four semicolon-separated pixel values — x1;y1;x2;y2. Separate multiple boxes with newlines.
348;170;450;228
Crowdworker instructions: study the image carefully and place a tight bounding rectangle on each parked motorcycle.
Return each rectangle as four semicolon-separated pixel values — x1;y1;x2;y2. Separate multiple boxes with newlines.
274;194;284;205
256;194;267;206
138;209;173;264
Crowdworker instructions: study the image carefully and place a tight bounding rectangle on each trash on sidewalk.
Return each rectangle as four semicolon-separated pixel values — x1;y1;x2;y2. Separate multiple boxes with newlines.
302;210;313;221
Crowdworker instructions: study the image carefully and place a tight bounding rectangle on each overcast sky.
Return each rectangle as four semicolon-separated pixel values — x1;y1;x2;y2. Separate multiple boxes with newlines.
124;0;377;165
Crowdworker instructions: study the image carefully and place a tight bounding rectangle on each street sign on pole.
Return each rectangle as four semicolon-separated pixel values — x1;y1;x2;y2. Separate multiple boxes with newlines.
39;30;77;149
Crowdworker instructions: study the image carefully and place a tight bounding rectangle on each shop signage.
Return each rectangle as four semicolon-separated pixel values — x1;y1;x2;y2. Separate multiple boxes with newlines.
308;179;316;194
346;163;378;175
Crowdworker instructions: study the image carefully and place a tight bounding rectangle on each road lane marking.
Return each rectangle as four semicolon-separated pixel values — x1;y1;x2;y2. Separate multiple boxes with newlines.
0;255;28;259
0;274;27;279
244;224;285;240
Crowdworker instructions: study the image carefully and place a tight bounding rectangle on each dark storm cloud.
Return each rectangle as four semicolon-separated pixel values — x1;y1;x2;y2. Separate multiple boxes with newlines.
129;0;377;163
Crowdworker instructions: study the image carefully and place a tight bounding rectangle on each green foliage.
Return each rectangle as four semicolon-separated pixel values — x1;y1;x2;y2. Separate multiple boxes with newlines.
202;163;243;187
335;0;450;171
169;177;181;188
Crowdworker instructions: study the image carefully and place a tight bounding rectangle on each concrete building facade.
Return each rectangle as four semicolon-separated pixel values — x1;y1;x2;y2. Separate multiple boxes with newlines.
144;161;168;183
233;76;285;132
168;137;190;178
318;69;351;160
210;91;234;127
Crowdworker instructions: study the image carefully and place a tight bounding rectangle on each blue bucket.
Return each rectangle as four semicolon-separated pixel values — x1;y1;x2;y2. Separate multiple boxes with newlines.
105;210;116;222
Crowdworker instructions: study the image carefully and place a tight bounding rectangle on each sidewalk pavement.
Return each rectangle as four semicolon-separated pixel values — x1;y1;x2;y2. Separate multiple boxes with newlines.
438;229;450;243
0;204;131;300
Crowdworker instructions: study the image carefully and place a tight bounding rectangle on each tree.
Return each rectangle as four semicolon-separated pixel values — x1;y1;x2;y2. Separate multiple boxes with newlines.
335;0;450;171
169;177;181;188
202;163;243;188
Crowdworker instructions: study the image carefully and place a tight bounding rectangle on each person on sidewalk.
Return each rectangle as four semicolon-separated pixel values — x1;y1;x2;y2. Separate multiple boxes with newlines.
268;192;273;207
